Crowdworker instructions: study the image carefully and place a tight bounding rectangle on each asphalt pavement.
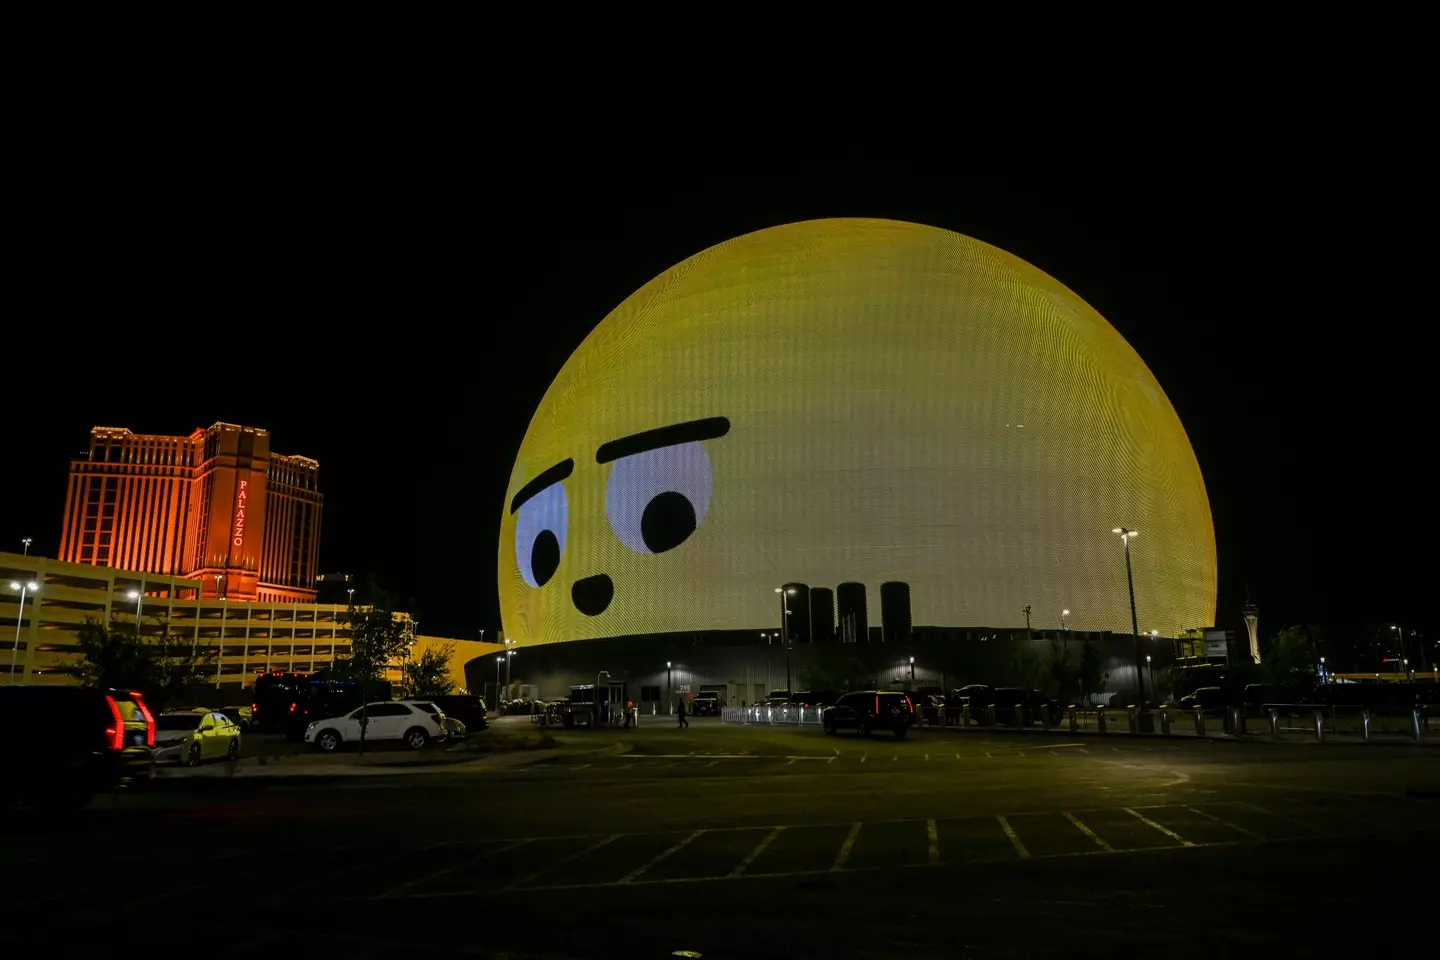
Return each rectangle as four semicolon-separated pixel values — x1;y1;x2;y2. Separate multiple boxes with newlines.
5;718;1439;957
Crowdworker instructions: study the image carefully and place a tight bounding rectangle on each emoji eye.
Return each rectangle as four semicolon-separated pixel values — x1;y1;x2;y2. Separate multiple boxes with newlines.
605;441;713;554
514;482;568;587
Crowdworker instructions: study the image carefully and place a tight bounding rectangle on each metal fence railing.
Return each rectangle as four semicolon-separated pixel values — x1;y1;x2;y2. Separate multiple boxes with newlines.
722;698;1438;744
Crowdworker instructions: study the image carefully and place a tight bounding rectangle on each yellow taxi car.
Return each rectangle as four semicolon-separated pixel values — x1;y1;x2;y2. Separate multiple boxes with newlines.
154;709;242;765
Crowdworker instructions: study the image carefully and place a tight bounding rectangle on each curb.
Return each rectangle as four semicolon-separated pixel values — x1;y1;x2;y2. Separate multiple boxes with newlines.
152;737;633;780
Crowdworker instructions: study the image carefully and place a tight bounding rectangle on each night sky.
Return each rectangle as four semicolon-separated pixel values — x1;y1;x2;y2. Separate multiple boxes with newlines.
7;65;1430;649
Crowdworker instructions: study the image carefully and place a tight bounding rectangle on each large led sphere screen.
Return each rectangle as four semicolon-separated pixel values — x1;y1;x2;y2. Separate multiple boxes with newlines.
500;219;1216;646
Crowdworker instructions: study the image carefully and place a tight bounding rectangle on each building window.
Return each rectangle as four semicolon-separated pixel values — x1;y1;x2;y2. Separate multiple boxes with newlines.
641;685;661;701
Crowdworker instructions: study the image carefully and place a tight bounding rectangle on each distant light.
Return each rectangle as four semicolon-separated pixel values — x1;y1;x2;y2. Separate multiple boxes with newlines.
1062;609;1070;616
909;656;915;664
667;661;672;668
128;590;139;600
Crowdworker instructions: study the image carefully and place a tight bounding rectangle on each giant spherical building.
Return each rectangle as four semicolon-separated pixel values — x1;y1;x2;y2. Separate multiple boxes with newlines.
500;219;1216;648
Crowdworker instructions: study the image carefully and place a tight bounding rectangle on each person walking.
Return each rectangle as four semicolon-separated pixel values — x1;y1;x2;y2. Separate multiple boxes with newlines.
676;696;689;729
624;699;635;729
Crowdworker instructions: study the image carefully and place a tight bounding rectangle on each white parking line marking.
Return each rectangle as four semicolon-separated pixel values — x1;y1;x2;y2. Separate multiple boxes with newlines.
1061;812;1114;852
731;827;785;877
1183;805;1259;839
926;819;940;865
1123;807;1194;846
507;835;618;890
1235;801;1324;833
383;839;529;897
996;816;1030;859
619;831;705;884
831;823;863;871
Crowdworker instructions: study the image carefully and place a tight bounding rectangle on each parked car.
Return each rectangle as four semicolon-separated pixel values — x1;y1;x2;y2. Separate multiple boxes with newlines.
692;692;722;716
442;717;468;739
914;694;946;725
991;688;1063;727
431;694;489;732
154;709;242;765
218;704;254;731
1177;686;1229;712
304;700;448;752
822;691;915;738
945;684;994;724
1;686;155;811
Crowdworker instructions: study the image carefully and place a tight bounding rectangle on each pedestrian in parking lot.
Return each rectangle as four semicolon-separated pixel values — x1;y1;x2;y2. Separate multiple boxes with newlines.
676;696;688;728
624;699;635;729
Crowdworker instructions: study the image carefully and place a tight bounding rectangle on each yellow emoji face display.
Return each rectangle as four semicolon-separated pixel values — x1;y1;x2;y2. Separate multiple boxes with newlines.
500;219;1216;647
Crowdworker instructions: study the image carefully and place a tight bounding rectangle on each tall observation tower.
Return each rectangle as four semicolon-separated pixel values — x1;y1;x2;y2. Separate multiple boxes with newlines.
1244;595;1260;664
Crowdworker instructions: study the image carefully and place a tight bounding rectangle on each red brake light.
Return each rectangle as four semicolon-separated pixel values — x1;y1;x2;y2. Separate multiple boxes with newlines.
103;695;125;750
875;695;880;715
904;695;914;714
134;695;156;747
289;702;297;713
251;702;258;713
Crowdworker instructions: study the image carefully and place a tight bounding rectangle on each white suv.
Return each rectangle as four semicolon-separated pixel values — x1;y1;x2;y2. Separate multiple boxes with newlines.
304;700;448;752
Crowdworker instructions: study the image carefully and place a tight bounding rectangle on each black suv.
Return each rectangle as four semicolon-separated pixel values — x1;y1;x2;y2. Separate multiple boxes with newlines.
431;694;489;731
822;691;915;738
2;686;155;811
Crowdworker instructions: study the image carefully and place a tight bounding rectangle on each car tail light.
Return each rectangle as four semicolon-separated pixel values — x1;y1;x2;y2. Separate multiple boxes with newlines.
133;694;156;747
904;694;914;714
289;702;297;713
104;695;125;750
251;702;258;713
875;695;880;715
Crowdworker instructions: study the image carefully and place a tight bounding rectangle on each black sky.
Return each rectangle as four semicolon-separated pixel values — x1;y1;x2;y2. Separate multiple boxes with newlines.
6;46;1431;646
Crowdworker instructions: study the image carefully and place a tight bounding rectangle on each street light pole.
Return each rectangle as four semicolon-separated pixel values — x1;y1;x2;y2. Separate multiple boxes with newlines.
775;587;796;693
1113;528;1146;706
495;655;502;709
667;660;673;714
1061;609;1069;631
9;581;38;684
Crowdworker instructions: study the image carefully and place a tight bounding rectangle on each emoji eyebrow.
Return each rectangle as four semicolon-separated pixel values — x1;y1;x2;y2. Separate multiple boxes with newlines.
596;417;731;464
509;458;574;514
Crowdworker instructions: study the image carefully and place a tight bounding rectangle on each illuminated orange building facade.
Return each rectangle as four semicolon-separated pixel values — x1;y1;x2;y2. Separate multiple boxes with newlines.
59;423;322;602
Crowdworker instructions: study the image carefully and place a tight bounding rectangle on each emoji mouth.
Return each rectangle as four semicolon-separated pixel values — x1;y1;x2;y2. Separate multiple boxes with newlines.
572;574;614;616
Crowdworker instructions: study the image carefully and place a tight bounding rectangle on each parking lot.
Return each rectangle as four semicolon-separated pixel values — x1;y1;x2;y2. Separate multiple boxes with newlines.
5;718;1439;956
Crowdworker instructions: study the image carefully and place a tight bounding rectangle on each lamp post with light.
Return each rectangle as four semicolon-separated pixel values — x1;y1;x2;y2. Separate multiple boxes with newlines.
1113;527;1146;706
909;656;915;685
667;660;673;714
1061;609;1070;630
9;580;39;683
775;586;798;694
495;656;502;710
1145;654;1154;699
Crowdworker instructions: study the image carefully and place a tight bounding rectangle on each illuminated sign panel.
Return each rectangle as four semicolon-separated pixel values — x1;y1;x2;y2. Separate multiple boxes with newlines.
500;219;1217;646
233;479;248;548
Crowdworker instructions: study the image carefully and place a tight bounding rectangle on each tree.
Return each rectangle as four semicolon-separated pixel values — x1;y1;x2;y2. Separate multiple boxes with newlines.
332;588;414;752
57;616;213;709
1260;625;1318;688
404;643;456;699
1049;641;1078;705
332;590;413;686
1077;640;1104;706
1009;640;1049;693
